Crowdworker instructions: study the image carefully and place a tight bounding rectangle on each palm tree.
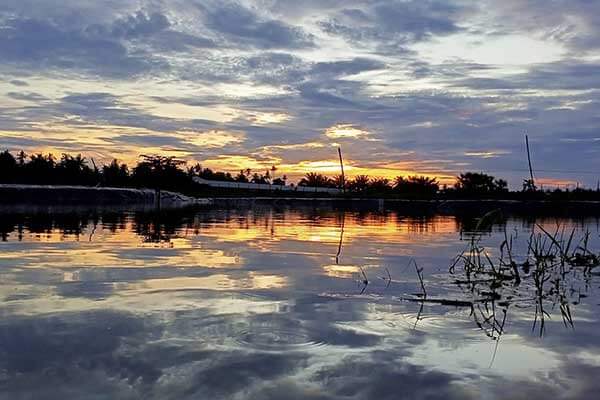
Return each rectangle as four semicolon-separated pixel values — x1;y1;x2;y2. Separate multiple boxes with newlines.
16;150;27;166
235;170;249;182
394;175;439;197
348;175;370;192
102;159;130;187
299;172;333;187
368;177;392;193
332;174;346;190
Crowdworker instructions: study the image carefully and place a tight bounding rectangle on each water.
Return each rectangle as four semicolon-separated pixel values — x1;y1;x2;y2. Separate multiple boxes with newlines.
1;207;600;399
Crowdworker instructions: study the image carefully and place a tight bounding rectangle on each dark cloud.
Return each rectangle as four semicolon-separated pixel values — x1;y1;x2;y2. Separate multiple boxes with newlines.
48;92;216;133
109;133;190;149
87;11;216;52
56;281;116;300
188;352;309;397
105;12;171;39
6;91;48;102
481;0;600;52
373;0;465;39
0;17;166;78
297;83;360;108
9;79;29;86
199;1;314;49
311;57;386;77
0;310;156;376
453;60;600;91
319;0;470;50
313;352;467;400
0;10;216;79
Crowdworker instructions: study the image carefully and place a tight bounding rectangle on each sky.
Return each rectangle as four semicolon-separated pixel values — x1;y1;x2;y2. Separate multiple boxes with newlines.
1;0;599;188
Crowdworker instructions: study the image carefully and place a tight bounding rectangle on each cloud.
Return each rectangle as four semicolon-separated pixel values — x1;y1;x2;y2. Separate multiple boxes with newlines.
324;123;371;139
0;9;217;79
313;352;467;400
6;91;48;102
0;16;166;78
105;11;171;39
311;58;386;77
0;0;599;186
453;60;600;91
45;92;218;133
480;0;600;52
9;79;29;86
91;11;216;52
199;1;314;49
373;0;465;40
318;0;470;51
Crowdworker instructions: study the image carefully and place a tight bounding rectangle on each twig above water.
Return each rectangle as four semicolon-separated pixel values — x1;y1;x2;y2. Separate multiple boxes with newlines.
411;259;427;298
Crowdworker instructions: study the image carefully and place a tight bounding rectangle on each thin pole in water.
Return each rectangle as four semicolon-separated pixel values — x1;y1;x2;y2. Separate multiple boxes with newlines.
525;134;536;190
338;146;346;193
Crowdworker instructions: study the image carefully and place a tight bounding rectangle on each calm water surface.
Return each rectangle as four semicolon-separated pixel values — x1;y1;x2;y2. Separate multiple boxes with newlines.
1;207;600;399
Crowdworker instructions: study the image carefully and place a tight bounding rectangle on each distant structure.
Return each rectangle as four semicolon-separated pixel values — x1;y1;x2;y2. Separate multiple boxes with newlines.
192;177;342;194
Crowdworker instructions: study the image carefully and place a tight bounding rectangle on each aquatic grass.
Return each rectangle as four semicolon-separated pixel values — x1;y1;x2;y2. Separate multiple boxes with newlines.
449;219;599;337
346;211;598;339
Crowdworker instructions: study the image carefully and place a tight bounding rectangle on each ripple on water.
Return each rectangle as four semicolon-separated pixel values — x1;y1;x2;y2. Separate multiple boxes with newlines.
234;326;327;351
393;305;476;334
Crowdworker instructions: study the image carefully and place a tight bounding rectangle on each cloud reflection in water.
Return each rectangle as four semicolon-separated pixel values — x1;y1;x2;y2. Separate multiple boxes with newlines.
0;208;599;399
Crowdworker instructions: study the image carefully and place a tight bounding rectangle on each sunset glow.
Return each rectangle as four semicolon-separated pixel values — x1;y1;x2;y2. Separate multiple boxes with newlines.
0;0;598;187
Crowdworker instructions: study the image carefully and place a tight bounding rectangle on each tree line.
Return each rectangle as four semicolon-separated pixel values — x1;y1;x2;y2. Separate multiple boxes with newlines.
1;150;598;200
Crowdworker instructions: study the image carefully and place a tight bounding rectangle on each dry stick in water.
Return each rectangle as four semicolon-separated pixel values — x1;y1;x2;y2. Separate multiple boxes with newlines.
358;266;369;295
502;226;521;284
412;259;427;298
380;267;393;289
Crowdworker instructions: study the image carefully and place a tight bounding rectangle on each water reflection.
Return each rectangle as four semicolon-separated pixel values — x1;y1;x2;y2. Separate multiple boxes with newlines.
0;207;599;399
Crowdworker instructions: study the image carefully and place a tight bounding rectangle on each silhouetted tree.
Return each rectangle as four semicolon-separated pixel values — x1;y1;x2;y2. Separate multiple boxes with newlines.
199;167;214;180
272;177;286;186
132;155;189;191
368;177;392;193
56;153;97;185
331;174;345;190
16;151;27;167
187;163;202;177
24;153;56;184
102;159;130;187
394;175;439;198
454;172;508;196
2;149;599;201
299;172;333;187
235;170;249;182
0;150;17;183
214;171;234;181
348;175;370;193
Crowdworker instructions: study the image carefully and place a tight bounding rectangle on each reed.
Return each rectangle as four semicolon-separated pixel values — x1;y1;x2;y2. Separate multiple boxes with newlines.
449;219;598;337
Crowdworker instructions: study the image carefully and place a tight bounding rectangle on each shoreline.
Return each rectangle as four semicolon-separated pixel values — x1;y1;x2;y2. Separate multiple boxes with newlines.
0;184;210;210
211;197;600;215
2;185;600;215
